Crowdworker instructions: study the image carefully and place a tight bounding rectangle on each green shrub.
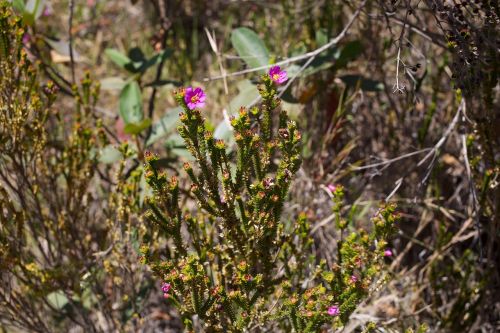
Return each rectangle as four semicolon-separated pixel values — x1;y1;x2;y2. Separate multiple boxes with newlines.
142;73;399;332
0;4;148;331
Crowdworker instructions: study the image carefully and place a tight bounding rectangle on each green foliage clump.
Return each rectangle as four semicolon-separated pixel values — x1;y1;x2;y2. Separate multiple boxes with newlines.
0;4;148;331
142;75;399;332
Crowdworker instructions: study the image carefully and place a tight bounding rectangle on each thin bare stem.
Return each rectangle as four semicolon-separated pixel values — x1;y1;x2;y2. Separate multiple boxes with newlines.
68;0;76;84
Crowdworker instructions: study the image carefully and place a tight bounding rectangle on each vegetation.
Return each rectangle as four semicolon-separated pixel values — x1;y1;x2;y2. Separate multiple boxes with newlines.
0;0;498;332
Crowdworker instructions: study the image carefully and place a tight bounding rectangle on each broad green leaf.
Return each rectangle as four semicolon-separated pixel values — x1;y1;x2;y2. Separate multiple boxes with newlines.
334;40;363;69
286;41;361;80
99;145;122;164
105;48;132;70
215;80;260;142
100;77;127;91
106;47;172;74
231;27;270;70
11;0;25;12
124;118;152;135
23;0;45;25
47;291;69;310
165;134;194;160
286;47;339;79
284;64;301;78
146;107;181;146
22;11;34;26
139;48;172;73
315;28;328;46
228;79;260;113
128;47;145;62
340;75;384;92
119;81;143;124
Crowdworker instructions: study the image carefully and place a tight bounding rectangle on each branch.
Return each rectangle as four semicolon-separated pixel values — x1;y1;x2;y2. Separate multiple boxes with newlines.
68;0;76;84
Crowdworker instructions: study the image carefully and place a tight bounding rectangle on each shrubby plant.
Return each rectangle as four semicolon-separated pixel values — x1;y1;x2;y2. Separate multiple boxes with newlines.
141;67;399;332
0;4;149;331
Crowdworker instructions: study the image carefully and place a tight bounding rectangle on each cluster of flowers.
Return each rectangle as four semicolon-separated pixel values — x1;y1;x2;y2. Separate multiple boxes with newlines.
161;282;171;299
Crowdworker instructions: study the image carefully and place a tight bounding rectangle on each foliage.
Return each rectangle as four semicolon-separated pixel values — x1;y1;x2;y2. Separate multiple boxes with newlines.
0;0;498;332
0;4;148;331
141;77;398;332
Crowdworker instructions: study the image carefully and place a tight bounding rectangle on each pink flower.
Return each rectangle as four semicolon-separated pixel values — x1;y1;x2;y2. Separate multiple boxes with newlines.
327;305;340;316
161;282;171;293
350;275;358;283
42;6;52;16
22;33;31;44
184;87;206;110
327;184;337;192
269;65;288;84
384;249;393;257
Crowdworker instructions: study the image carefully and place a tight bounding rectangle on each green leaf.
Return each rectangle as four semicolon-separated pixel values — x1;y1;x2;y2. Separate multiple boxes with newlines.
286;47;339;78
47;291;69;310
128;47;145;63
146;107;181;146
315;28;328;46
123;118;152;135
105;48;132;70
99;145;123;164
139;48;172;73
334;40;363;69
228;79;260;113
119;81;143;124
231;27;270;70
322;271;334;283
340;75;384;92
23;0;45;25
100;76;127;91
106;47;171;74
285;41;362;80
11;0;25;12
214;80;260;143
22;11;34;26
165;134;194;160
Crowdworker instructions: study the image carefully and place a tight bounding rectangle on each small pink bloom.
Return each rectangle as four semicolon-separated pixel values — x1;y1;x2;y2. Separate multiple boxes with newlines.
350;275;358;283
384;249;393;257
327;305;340;316
184;87;206;110
327;184;337;192
42;6;52;16
161;282;171;293
269;65;288;84
163;293;170;299
22;33;31;44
